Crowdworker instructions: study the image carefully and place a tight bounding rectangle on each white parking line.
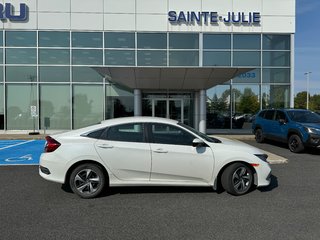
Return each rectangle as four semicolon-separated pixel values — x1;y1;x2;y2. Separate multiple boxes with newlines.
0;140;35;151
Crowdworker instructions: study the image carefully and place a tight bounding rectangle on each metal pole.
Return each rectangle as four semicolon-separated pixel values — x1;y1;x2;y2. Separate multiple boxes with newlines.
304;72;311;110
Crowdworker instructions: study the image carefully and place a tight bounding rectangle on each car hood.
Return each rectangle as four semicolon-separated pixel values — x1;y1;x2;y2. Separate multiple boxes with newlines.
300;123;320;129
208;136;265;155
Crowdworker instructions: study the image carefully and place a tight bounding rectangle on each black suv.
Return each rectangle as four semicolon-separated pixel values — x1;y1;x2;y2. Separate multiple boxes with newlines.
252;109;320;153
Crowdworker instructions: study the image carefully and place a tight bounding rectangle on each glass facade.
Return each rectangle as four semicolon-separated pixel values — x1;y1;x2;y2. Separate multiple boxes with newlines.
0;31;292;131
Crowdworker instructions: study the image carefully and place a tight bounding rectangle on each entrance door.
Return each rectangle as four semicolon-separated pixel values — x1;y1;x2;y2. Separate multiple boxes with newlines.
152;99;184;123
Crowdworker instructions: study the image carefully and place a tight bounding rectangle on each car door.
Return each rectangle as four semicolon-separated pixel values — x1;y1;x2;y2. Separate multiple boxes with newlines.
94;123;152;181
262;110;276;138
148;123;214;184
272;110;289;141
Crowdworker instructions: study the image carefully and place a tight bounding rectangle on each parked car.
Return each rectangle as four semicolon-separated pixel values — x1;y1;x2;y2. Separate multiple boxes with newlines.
207;112;245;129
252;109;320;153
40;117;271;198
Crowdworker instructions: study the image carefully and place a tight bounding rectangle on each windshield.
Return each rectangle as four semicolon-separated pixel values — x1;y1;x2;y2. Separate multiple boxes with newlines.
287;110;320;123
178;123;221;143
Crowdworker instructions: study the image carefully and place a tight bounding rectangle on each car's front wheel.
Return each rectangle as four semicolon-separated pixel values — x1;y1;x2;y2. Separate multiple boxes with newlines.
288;134;305;153
69;163;106;198
221;163;254;196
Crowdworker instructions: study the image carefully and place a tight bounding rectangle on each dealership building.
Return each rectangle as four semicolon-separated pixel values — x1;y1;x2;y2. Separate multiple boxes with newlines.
0;0;295;133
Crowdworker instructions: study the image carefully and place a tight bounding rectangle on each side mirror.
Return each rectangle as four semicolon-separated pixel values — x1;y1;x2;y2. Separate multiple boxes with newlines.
192;138;206;147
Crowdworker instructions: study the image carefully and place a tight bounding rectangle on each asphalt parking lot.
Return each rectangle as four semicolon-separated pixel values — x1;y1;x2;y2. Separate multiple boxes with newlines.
1;138;320;240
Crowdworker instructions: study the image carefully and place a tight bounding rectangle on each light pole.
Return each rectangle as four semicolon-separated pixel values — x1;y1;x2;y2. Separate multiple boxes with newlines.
304;72;312;110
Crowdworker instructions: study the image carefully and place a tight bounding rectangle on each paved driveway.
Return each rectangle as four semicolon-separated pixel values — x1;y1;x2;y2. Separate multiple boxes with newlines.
0;140;45;165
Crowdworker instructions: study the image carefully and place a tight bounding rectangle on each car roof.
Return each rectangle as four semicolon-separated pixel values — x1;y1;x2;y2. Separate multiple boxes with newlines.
51;117;179;138
100;116;178;125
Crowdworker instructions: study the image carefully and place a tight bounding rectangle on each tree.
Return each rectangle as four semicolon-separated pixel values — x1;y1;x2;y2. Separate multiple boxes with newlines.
238;88;259;114
294;91;308;109
310;94;320;111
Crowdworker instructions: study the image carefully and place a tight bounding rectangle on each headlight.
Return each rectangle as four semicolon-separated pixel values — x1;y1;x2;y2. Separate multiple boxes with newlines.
304;127;320;134
254;154;268;162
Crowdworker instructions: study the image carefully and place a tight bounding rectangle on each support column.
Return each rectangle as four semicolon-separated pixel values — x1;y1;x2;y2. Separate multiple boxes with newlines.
134;89;142;116
194;91;200;131
199;89;207;133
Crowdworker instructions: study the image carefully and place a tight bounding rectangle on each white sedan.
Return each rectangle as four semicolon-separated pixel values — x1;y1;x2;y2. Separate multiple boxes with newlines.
39;117;271;198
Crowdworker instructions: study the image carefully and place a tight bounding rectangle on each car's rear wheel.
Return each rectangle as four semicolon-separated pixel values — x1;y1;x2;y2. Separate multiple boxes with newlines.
69;163;106;198
221;163;254;196
288;134;305;153
255;128;264;143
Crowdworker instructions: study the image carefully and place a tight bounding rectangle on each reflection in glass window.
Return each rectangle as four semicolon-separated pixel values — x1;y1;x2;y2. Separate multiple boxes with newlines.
233;69;260;83
262;68;290;84
6;31;36;47
105;32;135;48
73;85;104;129
207;85;231;129
39;66;70;82
203;51;231;66
72;32;103;48
0;49;2;64
233;34;261;49
39;31;70;47
105;84;133;119
0;84;3;129
72;67;103;82
263;51;290;67
169;51;199;66
137;33;167;49
105;50;135;65
262;85;290;109
263;35;290;50
104;123;144;142
151;123;194;145
203;34;231;49
39;49;70;65
40;84;71;129
231;85;260;129
169;33;199;49
137;51;167;66
0;67;3;82
0;32;3;46
233;51;261;66
6;66;37;82
6;84;37;130
72;49;103;65
6;48;37;64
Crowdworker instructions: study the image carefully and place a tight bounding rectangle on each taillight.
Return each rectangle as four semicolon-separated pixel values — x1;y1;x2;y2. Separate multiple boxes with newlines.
44;136;61;153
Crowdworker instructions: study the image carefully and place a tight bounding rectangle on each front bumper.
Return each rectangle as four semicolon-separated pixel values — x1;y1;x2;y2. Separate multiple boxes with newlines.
306;134;320;148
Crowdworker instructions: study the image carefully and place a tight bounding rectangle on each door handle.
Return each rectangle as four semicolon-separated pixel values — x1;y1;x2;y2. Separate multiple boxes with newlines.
97;144;113;149
154;148;168;153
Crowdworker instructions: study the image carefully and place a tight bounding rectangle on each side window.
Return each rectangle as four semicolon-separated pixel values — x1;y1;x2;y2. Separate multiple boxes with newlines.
275;111;286;121
85;128;106;139
150;123;195;146
258;110;266;118
102;123;144;143
264;110;275;120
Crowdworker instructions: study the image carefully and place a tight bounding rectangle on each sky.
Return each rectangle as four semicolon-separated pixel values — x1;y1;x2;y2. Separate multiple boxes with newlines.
295;0;320;95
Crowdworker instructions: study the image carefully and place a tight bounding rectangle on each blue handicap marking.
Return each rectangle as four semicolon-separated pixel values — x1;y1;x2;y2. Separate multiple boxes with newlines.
0;140;46;165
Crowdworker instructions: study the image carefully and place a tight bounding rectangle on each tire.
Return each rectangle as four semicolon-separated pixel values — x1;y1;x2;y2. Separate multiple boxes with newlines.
69;163;106;199
288;134;305;153
255;128;264;143
221;163;254;196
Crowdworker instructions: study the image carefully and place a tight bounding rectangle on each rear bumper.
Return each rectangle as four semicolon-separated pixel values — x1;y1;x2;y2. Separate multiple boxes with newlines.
39;153;66;184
